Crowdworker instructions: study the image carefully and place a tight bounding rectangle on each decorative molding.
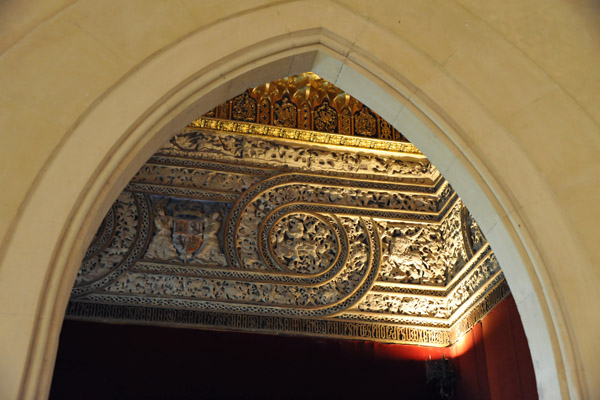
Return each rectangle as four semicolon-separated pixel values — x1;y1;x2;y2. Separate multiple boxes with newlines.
65;302;452;347
160;129;434;182
199;72;415;148
189;117;422;156
66;74;509;346
449;279;511;343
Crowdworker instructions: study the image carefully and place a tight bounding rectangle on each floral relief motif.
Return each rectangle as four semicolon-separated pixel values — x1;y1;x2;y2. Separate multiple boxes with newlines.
232;178;441;272
358;294;449;318
132;164;263;194
70;127;505;346
162;131;438;182
75;192;138;285
103;216;375;316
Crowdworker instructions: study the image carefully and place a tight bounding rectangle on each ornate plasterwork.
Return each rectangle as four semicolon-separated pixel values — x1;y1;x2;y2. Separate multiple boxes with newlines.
270;213;339;274
67;127;508;346
188;117;422;155
203;72;410;143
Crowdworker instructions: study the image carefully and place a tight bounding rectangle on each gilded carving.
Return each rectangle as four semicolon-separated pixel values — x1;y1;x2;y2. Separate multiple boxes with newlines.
313;99;337;132
339;107;352;135
358;294;448;318
273;96;297;127
258;97;270;125
354;108;377;137
72;191;151;296
231;92;257;122
188;117;421;155
384;228;436;283
299;102;311;130
217;102;229;120
133;164;262;194
203;73;408;143
196;212;227;265
380;120;393;140
445;254;501;317
466;211;486;255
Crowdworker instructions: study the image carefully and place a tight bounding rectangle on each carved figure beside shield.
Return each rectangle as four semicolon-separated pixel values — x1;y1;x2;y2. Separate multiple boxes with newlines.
145;209;178;261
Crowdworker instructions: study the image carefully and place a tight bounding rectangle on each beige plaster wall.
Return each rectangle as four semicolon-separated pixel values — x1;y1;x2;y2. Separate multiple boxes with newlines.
0;1;598;399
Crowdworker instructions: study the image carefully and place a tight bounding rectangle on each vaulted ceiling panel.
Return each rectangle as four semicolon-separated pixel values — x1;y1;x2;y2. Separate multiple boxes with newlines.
67;73;509;346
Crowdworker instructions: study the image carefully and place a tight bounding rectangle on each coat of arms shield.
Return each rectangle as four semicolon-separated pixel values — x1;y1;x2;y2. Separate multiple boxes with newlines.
173;218;204;262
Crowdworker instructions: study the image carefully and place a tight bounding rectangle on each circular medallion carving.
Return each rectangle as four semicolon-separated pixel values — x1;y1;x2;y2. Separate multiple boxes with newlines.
269;213;338;274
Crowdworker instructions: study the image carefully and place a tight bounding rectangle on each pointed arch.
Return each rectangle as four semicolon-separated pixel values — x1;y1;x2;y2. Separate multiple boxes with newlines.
0;3;595;399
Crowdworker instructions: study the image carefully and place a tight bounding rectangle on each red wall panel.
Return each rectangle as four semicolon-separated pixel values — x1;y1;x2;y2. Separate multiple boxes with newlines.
452;295;538;400
50;296;537;399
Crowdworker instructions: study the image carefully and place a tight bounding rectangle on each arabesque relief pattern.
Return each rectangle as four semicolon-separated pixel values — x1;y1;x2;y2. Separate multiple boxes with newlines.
67;128;508;346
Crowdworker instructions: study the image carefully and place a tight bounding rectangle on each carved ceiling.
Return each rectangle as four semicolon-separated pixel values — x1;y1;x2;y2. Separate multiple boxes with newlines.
67;73;509;347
